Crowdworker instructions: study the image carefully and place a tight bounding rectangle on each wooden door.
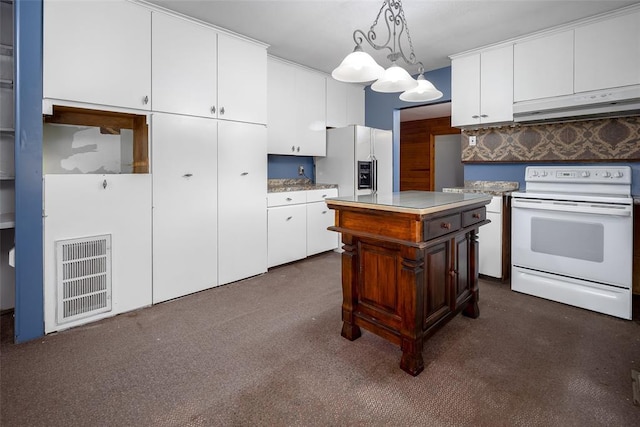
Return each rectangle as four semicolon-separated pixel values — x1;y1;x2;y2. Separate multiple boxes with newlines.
399;117;460;191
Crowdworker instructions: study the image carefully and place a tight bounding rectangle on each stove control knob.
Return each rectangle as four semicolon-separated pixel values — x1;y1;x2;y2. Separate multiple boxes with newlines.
614;171;624;178
581;171;590;177
530;170;539;177
540;171;548;177
602;171;611;178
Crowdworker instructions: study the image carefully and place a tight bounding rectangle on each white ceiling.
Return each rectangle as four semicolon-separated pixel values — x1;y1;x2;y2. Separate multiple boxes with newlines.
143;0;638;121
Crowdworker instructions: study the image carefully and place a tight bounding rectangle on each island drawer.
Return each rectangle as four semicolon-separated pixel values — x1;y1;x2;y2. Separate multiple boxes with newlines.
267;190;307;207
424;213;461;240
462;206;486;227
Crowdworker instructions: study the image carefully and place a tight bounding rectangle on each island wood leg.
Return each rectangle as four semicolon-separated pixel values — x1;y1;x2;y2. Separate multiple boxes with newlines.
463;230;480;319
340;235;361;341
399;248;425;376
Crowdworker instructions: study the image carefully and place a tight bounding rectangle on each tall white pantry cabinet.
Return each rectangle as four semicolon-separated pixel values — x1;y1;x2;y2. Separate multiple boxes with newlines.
41;0;269;331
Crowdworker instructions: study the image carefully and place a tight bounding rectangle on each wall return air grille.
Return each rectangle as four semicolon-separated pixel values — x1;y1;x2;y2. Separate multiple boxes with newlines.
56;235;112;324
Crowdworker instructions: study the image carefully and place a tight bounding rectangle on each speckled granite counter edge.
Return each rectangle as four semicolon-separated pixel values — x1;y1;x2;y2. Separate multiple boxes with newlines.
268;178;338;193
442;180;519;197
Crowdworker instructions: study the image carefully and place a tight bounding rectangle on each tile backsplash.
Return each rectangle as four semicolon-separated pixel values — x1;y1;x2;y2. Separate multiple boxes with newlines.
461;115;640;163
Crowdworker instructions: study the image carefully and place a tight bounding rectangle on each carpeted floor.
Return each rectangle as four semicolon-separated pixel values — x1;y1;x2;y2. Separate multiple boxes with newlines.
1;252;639;426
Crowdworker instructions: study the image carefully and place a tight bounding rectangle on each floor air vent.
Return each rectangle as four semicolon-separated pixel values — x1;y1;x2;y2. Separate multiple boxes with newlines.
56;235;112;324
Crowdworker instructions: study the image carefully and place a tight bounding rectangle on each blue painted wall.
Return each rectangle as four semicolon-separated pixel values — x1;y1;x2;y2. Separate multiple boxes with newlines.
267;155;314;180
14;0;44;342
364;66;453;191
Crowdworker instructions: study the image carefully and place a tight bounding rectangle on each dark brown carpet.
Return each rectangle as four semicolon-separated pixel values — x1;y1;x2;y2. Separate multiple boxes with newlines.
1;252;639;426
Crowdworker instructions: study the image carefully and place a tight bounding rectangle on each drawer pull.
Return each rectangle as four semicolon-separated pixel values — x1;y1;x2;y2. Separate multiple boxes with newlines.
286;216;293;221
182;173;193;178
240;172;249;176
472;213;480;219
441;222;451;230
322;210;327;214
286;197;292;201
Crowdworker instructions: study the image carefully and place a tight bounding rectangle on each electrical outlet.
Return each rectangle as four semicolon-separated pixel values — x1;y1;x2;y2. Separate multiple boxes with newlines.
469;135;477;146
298;165;305;176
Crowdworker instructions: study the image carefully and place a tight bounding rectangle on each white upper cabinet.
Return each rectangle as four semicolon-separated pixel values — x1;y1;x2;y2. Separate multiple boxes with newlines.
451;45;513;127
268;57;326;156
218;34;268;124
513;30;574;102
152;13;217;118
326;79;365;128
574;10;640;93
44;0;151;110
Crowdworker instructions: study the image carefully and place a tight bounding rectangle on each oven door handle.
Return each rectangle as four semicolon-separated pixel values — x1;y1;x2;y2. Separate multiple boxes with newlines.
512;198;632;217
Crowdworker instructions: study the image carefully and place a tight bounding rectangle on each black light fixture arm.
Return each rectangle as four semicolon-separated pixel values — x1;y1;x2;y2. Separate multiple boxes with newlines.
351;0;424;72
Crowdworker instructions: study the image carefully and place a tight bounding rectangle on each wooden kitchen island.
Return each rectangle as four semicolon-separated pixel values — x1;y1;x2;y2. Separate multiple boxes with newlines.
325;191;491;376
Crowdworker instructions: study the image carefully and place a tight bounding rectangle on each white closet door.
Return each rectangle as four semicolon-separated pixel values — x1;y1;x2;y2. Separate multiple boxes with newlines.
152;113;218;303
218;121;267;285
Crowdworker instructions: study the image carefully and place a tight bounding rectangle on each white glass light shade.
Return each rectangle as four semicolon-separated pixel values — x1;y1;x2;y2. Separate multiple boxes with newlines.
331;48;384;83
399;74;444;102
371;63;418;93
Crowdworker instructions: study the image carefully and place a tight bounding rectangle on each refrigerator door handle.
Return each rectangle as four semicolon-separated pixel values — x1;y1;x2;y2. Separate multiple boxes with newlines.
371;156;378;195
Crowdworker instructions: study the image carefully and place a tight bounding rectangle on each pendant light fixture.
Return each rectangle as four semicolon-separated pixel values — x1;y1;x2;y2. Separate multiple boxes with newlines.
332;0;442;103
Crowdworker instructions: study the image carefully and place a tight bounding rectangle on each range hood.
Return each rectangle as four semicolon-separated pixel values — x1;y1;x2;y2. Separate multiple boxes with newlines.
513;85;640;123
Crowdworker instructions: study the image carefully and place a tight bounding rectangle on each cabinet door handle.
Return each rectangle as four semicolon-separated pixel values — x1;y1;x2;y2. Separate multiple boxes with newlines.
102;179;107;189
296;146;300;152
286;197;292;201
322;210;327;214
286;216;293;221
480;114;488;118
240;172;249;176
440;222;451;230
471;115;479;119
183;173;193;178
472;213;480;219
143;95;149;105
291;146;295;152
211;106;216;114
220;107;225;115
321;194;327;198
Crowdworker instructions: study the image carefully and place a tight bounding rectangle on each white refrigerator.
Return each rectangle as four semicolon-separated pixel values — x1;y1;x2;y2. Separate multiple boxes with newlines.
315;125;392;196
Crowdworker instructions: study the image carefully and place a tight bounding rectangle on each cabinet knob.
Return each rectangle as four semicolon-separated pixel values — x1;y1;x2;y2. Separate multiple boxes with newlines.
449;269;457;277
440;222;451;230
286;197;292;201
322;210;327;214
143;95;149;105
220;107;225;115
472;213;480;219
211;106;216;114
471;115;479;119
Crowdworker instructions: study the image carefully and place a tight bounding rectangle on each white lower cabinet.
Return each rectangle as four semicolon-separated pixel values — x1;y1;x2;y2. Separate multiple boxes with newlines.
267;188;338;268
218;121;268;285
43;174;152;333
306;189;338;256
478;196;503;279
151;113;218;303
268;194;307;268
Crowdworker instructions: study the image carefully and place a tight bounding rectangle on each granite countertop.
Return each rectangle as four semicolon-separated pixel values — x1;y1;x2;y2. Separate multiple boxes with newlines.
268;178;338;193
442;180;520;196
325;191;491;215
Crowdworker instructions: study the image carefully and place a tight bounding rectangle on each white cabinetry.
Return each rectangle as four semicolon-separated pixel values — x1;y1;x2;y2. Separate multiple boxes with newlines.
218;121;267;285
478;196;502;279
217;34;267;124
151;13;217;118
306;188;339;256
267;188;338;268
267;57;327;156
451;45;513;127
151;113;218;303
43;174;152;333
267;191;307;267
513;30;574;102
326;79;365;128
574;10;640;92
44;0;151;110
